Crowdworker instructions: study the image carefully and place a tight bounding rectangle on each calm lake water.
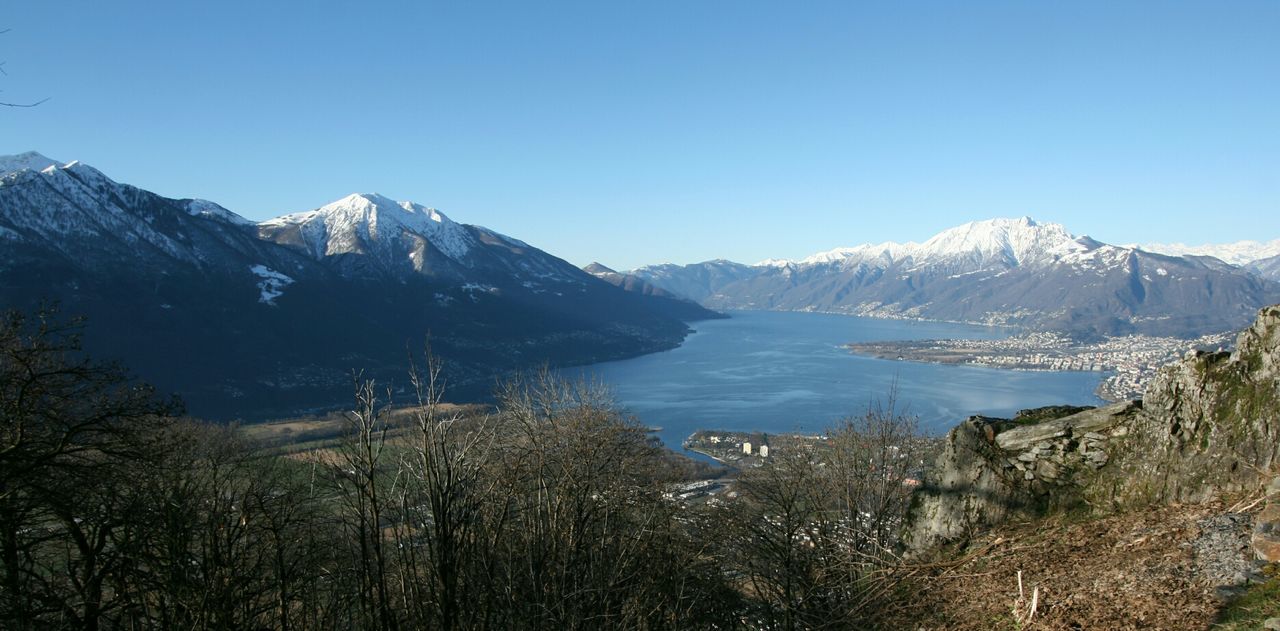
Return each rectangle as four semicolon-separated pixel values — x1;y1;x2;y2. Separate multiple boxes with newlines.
567;311;1105;453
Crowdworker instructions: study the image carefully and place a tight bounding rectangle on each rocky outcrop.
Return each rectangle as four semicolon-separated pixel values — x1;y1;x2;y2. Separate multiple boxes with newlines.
905;305;1280;555
903;402;1141;552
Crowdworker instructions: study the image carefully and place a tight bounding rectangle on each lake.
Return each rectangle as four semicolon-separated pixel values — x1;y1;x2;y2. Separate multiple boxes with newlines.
567;311;1105;454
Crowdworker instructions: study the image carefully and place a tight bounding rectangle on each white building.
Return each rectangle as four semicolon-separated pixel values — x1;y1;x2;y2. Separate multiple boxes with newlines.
742;442;752;455
759;444;770;458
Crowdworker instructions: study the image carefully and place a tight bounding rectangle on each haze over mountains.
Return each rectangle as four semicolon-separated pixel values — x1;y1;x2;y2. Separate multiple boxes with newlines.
1135;239;1280;268
628;217;1280;339
0;152;718;418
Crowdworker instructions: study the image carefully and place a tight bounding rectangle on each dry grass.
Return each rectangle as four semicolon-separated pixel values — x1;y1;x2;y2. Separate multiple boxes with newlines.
890;500;1262;630
240;403;489;455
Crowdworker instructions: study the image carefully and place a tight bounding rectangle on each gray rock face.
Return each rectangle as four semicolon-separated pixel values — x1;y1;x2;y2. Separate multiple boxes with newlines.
905;305;1280;555
904;402;1141;553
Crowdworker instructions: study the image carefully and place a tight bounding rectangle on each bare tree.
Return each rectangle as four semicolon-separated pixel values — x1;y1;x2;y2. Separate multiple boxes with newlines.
391;351;501;630
718;392;925;629
0;307;177;629
330;376;398;631
3;309;939;629
0;29;48;108
727;444;832;630
488;367;732;629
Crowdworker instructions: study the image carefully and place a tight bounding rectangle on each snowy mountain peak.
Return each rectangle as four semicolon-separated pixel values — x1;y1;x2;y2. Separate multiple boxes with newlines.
0;153;117;184
312;193;458;231
755;258;794;267
777;217;1087;271
0;151;62;176
797;241;920;266
917;216;1080;266
583;262;618;276
260;192;474;262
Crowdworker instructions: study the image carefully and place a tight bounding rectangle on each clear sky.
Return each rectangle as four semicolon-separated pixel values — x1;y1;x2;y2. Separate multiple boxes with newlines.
4;1;1277;269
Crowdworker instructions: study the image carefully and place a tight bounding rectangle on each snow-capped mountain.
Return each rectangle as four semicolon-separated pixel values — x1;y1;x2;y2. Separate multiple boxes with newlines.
0;153;299;273
258;192;586;288
260;193;476;265
631;217;1280;338
0;152;716;419
1248;254;1280;282
1136;238;1280;282
1136;239;1280;267
0;150;60;176
762;217;1096;272
582;262;724;322
624;259;760;303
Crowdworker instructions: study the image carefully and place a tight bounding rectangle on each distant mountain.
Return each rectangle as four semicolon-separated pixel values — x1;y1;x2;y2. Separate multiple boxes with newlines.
626;259;760;303
1248;254;1280;282
630;217;1280;338
0;153;717;419
582;262;725;322
0;151;60;174
1133;238;1280;282
1136;239;1280;267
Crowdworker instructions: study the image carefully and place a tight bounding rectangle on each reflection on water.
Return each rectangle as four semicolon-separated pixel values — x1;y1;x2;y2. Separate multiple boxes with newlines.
565;311;1105;453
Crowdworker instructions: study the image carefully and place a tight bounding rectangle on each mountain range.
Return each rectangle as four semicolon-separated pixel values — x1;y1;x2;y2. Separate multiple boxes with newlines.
0;152;720;419
4;150;1276;418
626;217;1280;339
1134;238;1280;269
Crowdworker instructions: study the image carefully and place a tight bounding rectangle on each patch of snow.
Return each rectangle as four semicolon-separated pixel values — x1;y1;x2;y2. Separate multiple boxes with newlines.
250;264;295;305
1156;267;1168;276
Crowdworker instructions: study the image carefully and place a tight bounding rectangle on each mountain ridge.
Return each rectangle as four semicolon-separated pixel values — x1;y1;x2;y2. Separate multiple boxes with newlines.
581;262;725;322
629;217;1280;338
0;152;719;420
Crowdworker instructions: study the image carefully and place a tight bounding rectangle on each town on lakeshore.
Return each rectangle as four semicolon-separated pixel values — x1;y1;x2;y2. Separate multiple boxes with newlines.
846;331;1234;401
675;429;934;506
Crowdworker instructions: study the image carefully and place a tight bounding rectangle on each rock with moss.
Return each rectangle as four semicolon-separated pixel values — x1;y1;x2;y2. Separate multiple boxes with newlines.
905;304;1280;556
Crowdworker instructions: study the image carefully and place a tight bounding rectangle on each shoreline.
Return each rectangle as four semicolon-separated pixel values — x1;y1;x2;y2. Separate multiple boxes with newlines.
844;328;1233;403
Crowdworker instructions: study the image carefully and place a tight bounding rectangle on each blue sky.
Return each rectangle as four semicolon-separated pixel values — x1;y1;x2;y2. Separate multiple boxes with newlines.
4;1;1277;269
